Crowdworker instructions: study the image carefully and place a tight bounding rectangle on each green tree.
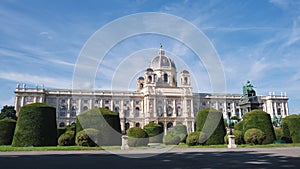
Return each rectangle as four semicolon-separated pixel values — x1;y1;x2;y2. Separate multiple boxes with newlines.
0;105;17;120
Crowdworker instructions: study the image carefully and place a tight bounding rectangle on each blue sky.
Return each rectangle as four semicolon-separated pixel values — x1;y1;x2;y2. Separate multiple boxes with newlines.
0;0;300;114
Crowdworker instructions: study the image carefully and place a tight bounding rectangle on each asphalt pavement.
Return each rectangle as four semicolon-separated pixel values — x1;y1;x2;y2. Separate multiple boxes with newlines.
0;147;299;169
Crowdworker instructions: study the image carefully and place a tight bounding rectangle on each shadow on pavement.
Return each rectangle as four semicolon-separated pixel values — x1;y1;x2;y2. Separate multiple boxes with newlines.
0;150;299;169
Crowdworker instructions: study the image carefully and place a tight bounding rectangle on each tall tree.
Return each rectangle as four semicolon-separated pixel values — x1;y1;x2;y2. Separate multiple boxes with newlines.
0;105;17;120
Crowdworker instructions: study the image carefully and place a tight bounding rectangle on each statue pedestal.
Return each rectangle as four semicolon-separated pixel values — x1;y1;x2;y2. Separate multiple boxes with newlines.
228;135;237;149
121;135;129;150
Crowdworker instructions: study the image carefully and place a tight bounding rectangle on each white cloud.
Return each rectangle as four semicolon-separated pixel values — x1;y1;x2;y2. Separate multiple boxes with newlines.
0;72;71;89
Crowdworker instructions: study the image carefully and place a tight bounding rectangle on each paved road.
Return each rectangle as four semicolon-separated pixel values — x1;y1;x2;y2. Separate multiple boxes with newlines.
0;147;299;169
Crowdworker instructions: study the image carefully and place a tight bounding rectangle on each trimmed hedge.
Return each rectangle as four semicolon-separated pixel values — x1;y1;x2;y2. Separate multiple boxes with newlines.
143;122;163;143
163;131;181;145
0;118;16;145
224;130;244;145
282;115;300;143
186;131;200;146
244;128;266;145
173;124;188;143
126;127;149;147
242;110;275;144
196;108;226;145
76;108;121;146
12;103;57;147
234;121;244;131
76;128;100;147
58;131;75;146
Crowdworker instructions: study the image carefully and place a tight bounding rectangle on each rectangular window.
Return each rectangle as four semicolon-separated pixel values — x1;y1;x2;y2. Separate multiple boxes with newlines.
84;100;88;104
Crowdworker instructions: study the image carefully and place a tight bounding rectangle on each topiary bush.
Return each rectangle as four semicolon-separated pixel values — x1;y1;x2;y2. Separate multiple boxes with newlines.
143;122;163;143
196;108;226;145
76;108;121;146
57;127;67;139
163;131;181;145
12;103;57;147
244;128;266;145
186;131;200;146
0;118;16;145
126;127;149;147
173;124;188;143
224;130;244;145
282;115;300;143
76;128;100;147
234;120;244;131
274;128;283;141
186;131;207;146
58;131;75;146
242;110;275;144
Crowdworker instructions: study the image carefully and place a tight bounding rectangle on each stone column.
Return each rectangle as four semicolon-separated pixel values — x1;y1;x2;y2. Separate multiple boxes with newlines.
173;99;176;117
130;100;134;117
285;102;289;116
191;121;195;132
78;99;82;114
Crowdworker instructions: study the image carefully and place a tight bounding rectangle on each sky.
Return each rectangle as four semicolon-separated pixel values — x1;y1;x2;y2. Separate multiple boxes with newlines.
0;0;300;114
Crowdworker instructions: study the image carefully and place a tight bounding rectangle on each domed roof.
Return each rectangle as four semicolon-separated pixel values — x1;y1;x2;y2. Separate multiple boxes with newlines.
182;70;189;74
146;68;153;72
138;76;144;80
149;46;176;70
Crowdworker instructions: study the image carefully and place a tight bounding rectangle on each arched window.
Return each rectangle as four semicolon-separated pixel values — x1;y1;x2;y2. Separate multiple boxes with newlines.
184;77;188;84
164;73;168;83
167;122;173;130
135;107;140;117
176;107;182;116
59;122;65;127
167;106;173;116
157;106;163;117
59;106;67;117
148;76;152;83
114;107;119;113
125;122;130;131
135;122;140;127
71;106;76;117
83;106;88;111
154;74;157;82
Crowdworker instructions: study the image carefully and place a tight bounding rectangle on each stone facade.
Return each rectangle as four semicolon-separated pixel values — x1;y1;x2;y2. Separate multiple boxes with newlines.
14;47;289;134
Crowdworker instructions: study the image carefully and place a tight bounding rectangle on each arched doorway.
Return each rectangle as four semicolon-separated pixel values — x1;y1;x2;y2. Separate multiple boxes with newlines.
167;122;173;130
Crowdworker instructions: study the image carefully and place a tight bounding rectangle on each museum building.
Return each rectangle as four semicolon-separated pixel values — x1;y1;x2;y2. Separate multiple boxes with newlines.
14;47;289;133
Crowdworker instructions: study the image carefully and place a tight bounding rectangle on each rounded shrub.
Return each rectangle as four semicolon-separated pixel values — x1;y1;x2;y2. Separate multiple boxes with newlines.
58;131;75;146
12;103;57;147
186;131;207;146
76;128;100;147
196;108;226;145
57;127;67;139
244;128;266;145
143;122;163;143
163;131;181;145
173;124;188;143
234;121;244;131
126;127;149;147
76;108;121;146
224;130;244;145
242;110;275;144
282;115;300;143
0;118;16;145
